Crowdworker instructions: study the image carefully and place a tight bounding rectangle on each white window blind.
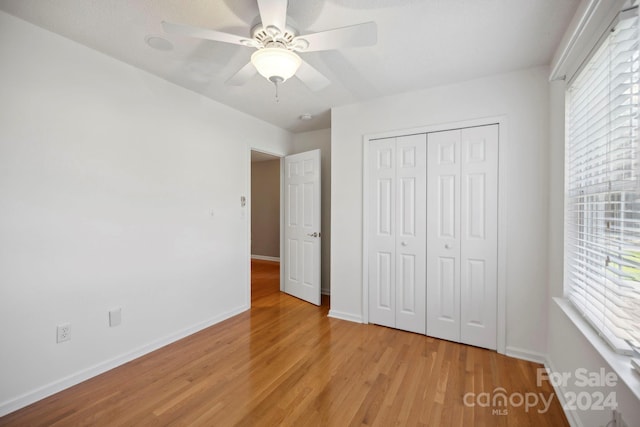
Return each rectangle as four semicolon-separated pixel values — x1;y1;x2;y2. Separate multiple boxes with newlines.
566;6;640;355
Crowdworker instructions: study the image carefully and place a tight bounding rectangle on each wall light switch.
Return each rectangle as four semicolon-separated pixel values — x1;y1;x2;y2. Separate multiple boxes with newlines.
109;307;121;327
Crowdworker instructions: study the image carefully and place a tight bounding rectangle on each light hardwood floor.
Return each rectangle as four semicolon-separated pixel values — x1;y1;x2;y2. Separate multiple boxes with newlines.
0;260;568;426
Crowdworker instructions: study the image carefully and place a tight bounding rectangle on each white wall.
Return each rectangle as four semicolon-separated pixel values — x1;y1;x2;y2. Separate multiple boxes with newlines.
330;66;551;355
0;11;291;415
292;129;331;295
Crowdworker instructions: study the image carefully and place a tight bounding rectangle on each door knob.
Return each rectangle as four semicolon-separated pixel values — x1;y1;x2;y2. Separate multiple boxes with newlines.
307;232;318;238
445;244;452;249
401;241;408;246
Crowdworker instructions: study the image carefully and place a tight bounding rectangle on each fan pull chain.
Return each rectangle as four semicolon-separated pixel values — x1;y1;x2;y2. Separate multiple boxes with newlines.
269;76;284;103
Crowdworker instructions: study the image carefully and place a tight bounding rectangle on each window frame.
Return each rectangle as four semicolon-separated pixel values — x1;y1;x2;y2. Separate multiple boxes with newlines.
564;5;640;357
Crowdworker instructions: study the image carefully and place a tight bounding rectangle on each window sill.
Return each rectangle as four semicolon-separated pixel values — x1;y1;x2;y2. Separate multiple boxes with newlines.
554;297;640;401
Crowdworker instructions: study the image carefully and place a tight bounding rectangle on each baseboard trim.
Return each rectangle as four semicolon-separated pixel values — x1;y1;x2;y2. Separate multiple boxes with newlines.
0;305;249;417
328;309;363;323
321;289;330;296
251;255;280;262
544;358;583;427
505;346;547;364
505;348;583;426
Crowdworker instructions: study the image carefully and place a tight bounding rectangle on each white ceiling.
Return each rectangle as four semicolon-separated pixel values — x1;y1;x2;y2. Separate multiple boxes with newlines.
0;0;579;133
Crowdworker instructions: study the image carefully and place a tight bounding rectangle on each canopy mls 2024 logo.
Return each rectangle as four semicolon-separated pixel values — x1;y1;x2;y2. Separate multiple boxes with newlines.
463;367;618;416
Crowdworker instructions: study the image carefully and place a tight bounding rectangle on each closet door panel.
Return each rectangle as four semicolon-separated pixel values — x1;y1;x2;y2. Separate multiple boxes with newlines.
395;134;426;334
426;130;461;341
368;139;396;328
460;125;498;350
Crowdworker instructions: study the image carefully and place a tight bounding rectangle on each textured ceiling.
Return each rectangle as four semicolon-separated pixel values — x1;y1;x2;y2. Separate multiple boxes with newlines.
0;0;580;133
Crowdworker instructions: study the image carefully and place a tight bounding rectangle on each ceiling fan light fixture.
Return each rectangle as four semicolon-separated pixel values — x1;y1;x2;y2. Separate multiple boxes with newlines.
251;47;301;83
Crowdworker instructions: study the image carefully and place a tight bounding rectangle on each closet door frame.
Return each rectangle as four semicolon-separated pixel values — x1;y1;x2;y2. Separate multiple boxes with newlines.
362;116;508;355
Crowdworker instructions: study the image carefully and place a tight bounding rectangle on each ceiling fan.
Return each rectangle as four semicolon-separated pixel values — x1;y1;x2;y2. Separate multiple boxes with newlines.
162;0;377;96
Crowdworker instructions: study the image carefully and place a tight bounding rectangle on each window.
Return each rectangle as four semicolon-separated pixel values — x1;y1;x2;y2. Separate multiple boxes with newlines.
566;6;640;355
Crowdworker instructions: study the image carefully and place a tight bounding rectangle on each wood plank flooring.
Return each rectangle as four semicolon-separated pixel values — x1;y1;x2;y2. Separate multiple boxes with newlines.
0;260;568;426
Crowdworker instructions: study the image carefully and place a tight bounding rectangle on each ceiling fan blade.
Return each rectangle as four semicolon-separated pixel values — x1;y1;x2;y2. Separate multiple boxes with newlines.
296;60;330;91
162;21;251;46
226;62;257;86
294;21;377;52
256;0;288;33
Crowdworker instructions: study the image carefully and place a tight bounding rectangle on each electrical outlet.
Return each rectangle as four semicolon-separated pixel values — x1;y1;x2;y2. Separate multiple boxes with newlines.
57;323;71;343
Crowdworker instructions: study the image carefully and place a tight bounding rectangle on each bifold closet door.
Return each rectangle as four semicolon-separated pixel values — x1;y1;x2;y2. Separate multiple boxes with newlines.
369;134;426;334
426;125;498;350
369;138;396;329
459;125;498;348
426;130;461;341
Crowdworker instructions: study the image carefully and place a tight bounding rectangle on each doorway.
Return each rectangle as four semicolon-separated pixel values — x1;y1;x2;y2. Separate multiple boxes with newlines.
250;150;281;305
249;148;324;307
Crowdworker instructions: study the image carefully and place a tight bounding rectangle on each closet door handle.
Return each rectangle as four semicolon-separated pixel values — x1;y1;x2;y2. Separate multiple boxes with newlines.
401;241;408;247
445;244;452;249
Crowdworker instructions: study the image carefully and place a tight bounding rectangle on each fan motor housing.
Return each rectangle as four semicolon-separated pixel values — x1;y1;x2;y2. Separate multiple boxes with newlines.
251;23;297;46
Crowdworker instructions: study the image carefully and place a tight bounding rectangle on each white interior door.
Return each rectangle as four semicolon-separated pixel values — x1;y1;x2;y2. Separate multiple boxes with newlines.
426;125;498;350
284;149;321;305
368;135;426;334
369;138;396;328
460;125;498;349
426;129;462;342
395;135;426;334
